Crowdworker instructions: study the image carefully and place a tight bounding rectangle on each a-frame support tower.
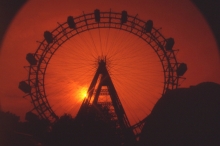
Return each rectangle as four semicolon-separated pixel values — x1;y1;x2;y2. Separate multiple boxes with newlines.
76;57;136;144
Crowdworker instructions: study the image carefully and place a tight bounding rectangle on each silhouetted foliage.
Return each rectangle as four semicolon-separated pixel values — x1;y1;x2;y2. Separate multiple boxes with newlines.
47;106;122;146
6;82;220;145
0;111;20;145
21;112;50;144
0;111;20;131
0;107;122;145
47;114;75;145
0;111;39;145
139;82;220;145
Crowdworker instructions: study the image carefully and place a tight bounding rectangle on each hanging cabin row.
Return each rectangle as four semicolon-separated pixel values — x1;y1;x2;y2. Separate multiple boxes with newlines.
43;9;175;51
19;9;187;94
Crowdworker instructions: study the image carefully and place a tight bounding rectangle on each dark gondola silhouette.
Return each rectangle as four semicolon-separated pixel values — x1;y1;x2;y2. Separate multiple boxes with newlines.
17;9;189;145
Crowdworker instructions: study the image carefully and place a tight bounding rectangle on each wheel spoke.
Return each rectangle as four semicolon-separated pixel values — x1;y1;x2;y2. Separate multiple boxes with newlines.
20;10;183;139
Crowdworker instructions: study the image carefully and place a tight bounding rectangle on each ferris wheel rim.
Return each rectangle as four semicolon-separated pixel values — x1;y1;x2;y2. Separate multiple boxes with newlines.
26;10;180;130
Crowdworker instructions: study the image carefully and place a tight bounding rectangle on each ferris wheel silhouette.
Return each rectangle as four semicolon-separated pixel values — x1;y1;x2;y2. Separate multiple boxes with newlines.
19;9;187;140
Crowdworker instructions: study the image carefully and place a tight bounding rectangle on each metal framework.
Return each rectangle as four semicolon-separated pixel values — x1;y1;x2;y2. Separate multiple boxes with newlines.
20;10;185;137
76;57;136;144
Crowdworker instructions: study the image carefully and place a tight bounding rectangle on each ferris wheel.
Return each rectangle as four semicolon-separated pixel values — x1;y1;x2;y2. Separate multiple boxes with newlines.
19;9;187;138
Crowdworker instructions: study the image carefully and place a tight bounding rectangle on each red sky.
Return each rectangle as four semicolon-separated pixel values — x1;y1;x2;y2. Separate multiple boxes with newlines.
0;0;220;124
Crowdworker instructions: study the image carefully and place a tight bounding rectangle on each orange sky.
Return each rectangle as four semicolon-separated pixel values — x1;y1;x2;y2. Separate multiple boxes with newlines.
0;0;220;124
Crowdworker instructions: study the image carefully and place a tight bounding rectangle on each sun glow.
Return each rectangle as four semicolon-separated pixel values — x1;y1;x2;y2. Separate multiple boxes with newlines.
78;86;88;100
45;28;164;124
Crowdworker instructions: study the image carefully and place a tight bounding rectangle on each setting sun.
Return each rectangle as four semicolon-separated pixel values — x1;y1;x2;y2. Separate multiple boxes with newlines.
78;87;88;100
0;0;220;145
1;0;219;133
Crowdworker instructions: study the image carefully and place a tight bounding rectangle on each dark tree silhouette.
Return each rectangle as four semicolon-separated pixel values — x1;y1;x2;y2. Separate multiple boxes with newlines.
0;111;20;145
139;82;220;145
47;105;122;146
0;111;40;145
0;104;124;146
18;111;50;144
